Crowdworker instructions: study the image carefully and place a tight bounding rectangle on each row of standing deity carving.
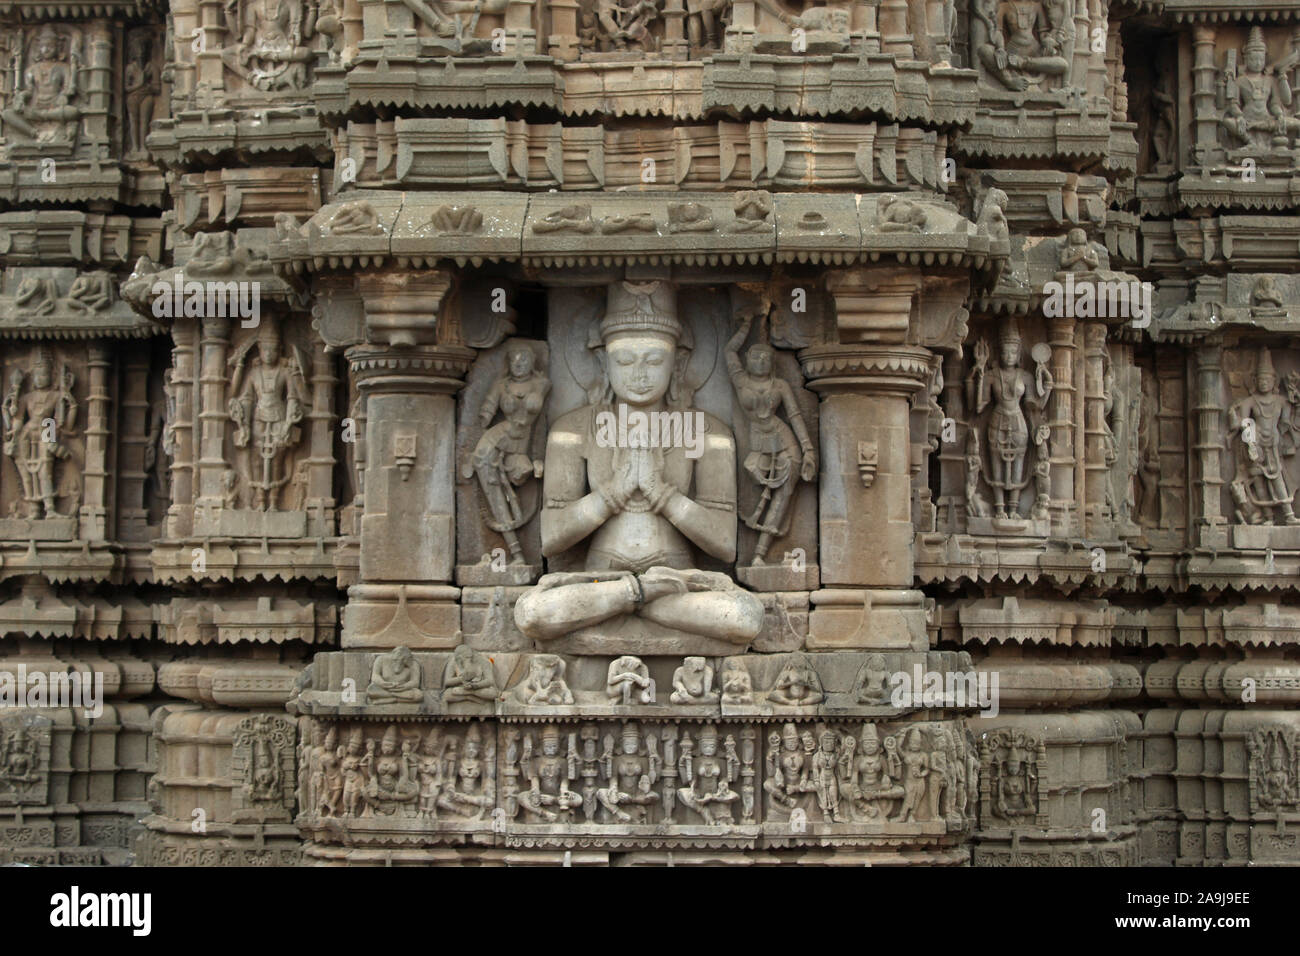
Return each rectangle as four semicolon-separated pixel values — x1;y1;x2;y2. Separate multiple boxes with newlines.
300;717;988;829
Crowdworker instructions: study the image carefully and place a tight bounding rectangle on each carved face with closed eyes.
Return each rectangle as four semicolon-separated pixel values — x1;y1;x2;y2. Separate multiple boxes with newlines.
603;331;676;408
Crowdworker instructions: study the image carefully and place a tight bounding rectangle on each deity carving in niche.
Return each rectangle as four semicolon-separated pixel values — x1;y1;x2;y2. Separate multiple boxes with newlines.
233;714;295;816
1227;347;1300;526
1248;726;1299;812
677;724;739;824
0;722;40;787
124;31;160;157
726;305;816;567
2;25;81;145
596;722;661;822
513;281;764;651
224;0;316;91
965;321;1052;521
970;0;1069;92
587;0;664;53
2;347;79;519
517;725;583;821
465;344;549;566
983;730;1042;822
1218;27;1300;152
227;321;308;511
439;725;496;819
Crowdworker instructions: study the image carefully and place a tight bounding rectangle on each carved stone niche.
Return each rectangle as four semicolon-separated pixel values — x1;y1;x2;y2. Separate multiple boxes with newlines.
1221;341;1300;549
967;0;1075;95
727;0;861;55
297;719;499;839
456;338;550;586
517;280;768;657
171;0;320;101
0;343;86;537
190;311;335;539
954;316;1054;537
1;23;87;153
372;0;538;57
760;719;975;838
121;26;165;162
726;285;820;592
569;0;671;59
231;713;297;823
0;711;52;806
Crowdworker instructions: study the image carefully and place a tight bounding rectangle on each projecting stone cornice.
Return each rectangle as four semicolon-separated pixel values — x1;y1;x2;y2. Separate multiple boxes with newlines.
268;189;1005;275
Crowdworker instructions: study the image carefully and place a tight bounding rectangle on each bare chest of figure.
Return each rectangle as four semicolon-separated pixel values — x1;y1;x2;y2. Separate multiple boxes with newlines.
739;380;779;422
23;390;59;422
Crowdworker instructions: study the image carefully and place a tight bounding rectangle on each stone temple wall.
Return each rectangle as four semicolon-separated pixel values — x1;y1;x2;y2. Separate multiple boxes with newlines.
1;0;1299;867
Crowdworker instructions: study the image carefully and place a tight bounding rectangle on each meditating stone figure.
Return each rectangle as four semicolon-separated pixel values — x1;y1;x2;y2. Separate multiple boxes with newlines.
514;280;765;655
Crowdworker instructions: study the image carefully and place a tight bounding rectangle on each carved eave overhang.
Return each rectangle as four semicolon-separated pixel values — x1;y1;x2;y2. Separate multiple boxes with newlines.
158;598;337;646
0;591;153;641
702;56;979;128
0;212;163;269
175;168;323;233
332;116;952;193
120;229;308;322
1160;605;1300;649
955;96;1117;165
1108;0;1165;15
0;158;125;207
1164;0;1300;22
314;53;979;127
147;108;332;169
0;0;163;16
313;54;560;121
972;233;1139;317
1153;306;1300;342
953;596;1117;647
271;190;1005;276
914;533;1138;589
0;301;164;340
1144;215;1300;274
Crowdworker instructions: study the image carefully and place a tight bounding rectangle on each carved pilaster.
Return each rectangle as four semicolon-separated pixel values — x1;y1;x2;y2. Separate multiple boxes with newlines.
1192;25;1218;165
342;342;473;649
1194;337;1227;547
1083;323;1109;537
1047;316;1077;536
800;344;932;650
196;315;232;510
79;343;111;541
168;324;198;539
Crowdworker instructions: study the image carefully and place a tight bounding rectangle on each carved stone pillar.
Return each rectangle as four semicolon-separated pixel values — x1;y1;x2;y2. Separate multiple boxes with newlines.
168;324;198;539
1082;322;1108;536
342;342;474;649
117;345;151;539
305;344;338;525
1194;336;1227;548
1192;26;1218;165
79;343;112;541
1047;316;1077;535
195;316;232;512
801;267;931;650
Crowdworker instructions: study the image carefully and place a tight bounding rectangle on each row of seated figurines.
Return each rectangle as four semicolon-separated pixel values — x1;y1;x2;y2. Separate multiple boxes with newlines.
366;645;913;708
303;720;977;828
